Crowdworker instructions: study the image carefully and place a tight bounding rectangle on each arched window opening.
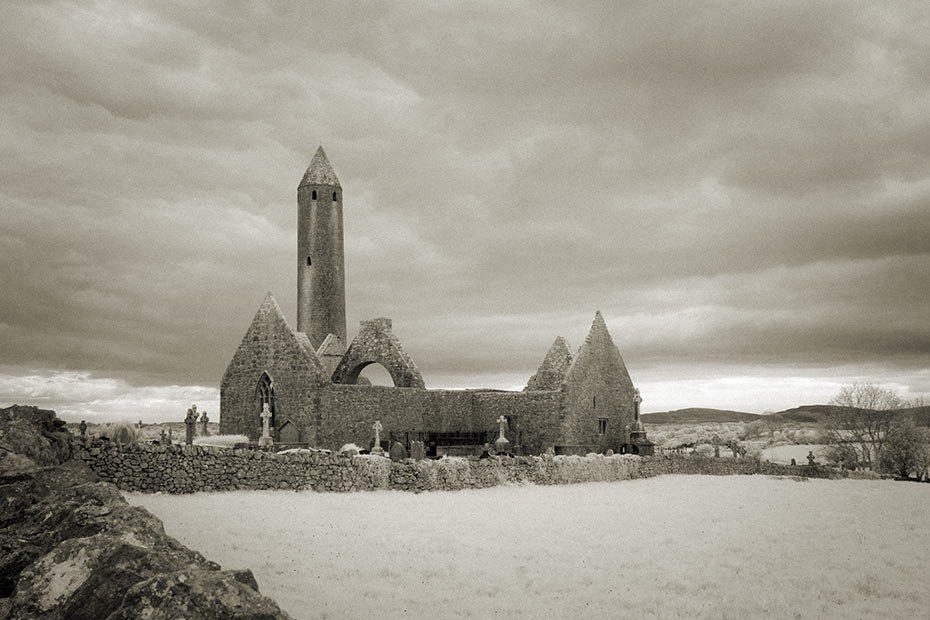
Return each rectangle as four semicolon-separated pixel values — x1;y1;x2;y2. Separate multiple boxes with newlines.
333;191;338;201
593;396;596;409
307;255;312;266
311;190;317;200
357;362;394;386
256;372;275;434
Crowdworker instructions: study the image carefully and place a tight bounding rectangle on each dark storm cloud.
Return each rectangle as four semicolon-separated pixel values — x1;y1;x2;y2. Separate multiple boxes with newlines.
1;0;928;415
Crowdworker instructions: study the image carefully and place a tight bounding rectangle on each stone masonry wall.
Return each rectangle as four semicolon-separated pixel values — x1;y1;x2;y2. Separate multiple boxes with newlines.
315;386;564;455
76;439;843;495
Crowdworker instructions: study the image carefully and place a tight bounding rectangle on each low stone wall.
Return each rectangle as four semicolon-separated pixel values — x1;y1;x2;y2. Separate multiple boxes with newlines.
76;439;841;494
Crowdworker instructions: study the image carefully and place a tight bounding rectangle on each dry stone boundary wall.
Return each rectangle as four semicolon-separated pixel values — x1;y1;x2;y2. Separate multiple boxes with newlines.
76;439;838;494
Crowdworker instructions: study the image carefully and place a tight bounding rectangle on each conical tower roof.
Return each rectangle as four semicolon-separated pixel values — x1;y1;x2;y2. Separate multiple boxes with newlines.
299;146;341;188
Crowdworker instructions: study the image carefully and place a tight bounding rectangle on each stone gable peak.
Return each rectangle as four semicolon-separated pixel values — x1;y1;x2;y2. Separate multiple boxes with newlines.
525;336;573;391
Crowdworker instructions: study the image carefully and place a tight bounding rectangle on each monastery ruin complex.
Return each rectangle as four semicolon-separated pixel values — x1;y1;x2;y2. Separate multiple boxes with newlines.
220;147;651;456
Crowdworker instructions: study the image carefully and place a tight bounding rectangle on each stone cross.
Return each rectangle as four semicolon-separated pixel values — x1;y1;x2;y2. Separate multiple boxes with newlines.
497;415;508;441
373;420;383;446
633;389;642;421
78;420;87;437
259;403;273;449
200;410;209;437
184;406;198;446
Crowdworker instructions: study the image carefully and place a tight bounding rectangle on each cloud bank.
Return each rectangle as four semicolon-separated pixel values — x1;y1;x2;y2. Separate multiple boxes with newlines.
1;1;928;418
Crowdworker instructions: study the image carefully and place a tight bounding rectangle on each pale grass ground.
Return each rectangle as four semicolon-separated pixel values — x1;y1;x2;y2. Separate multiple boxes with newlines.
126;476;930;620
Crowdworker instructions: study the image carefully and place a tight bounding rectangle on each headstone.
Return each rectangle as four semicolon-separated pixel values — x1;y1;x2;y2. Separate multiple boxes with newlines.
389;441;408;462
790;458;797;466
138;420;143;429
259;403;273;449
200;410;210;437
117;426;131;446
160;429;167;444
807;451;816;466
278;420;300;444
371;420;385;455
168;427;173;443
606;449;614;456
184;406;198;446
494;415;511;455
410;440;425;461
78;420;87;437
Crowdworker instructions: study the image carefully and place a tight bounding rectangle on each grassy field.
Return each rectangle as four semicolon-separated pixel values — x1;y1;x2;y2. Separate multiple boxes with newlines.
127;476;930;620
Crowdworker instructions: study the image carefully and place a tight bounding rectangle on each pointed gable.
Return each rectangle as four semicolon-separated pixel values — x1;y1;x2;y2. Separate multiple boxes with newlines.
316;333;347;377
222;292;327;387
564;311;633;389
525;336;573;391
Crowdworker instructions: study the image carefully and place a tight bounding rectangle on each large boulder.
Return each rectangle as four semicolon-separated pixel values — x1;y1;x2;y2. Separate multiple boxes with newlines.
0;406;292;619
0;405;73;474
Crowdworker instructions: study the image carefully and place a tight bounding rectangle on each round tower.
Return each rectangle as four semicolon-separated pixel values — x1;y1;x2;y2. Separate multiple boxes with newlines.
297;146;346;350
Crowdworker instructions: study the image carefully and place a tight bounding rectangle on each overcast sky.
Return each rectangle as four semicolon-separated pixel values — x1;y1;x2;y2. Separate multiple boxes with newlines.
2;1;928;421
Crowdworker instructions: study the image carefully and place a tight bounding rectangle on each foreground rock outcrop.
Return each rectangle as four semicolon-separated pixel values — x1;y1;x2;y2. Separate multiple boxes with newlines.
0;405;292;619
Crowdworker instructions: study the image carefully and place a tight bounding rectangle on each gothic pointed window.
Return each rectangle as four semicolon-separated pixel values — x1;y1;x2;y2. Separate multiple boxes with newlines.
257;372;275;431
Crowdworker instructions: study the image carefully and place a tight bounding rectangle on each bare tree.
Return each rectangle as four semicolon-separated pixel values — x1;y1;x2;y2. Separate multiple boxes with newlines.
820;383;903;470
879;419;930;479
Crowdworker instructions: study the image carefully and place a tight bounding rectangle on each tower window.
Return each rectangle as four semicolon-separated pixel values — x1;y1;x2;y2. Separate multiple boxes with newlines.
306;256;312;266
333;192;338;201
598;419;607;435
311;190;317;200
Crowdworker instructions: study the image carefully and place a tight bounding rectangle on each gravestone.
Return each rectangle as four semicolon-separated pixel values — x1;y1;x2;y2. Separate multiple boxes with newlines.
371;420;385;456
278;420;300;444
116;426;131;446
807;451;816;466
494;415;511;454
259;403;274;449
78;420;87;438
606;449;614;456
160;429;167;444
184;406;197;446
199;411;209;437
410;440;425;461
389;441;408;462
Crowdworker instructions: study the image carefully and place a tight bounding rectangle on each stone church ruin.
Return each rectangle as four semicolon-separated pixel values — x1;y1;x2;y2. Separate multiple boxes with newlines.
220;147;652;456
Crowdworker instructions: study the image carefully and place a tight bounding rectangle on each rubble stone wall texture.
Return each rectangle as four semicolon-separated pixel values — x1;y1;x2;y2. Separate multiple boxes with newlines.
315;386;564;455
76;439;844;495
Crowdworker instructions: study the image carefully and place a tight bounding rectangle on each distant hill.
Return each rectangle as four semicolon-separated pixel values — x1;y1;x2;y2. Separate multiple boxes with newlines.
643;404;930;426
642;408;763;424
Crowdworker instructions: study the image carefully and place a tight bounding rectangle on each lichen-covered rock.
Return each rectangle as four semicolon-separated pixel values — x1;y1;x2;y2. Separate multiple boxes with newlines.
107;569;290;620
0;410;293;620
0;405;73;474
